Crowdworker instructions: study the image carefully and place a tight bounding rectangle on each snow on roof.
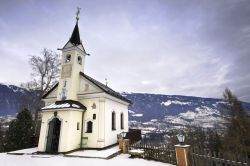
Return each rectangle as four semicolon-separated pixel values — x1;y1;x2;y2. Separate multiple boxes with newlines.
42;103;70;109
42;100;86;110
72;104;80;108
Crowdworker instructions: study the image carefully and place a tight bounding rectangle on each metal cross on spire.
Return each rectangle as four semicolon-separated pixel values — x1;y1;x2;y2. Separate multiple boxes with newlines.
76;7;81;22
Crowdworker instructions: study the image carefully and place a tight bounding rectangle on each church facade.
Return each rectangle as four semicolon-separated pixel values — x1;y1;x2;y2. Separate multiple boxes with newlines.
37;17;130;153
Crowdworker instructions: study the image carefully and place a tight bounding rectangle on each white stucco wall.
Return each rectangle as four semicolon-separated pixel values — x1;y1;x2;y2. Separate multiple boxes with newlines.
40;70;130;151
78;97;105;148
57;47;85;101
66;110;83;151
104;97;129;147
77;93;129;149
38;109;83;152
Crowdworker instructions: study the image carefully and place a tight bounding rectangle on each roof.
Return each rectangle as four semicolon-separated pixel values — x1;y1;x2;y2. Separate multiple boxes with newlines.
42;82;58;99
61;22;86;53
42;73;132;104
69;22;81;46
80;72;132;104
42;100;86;110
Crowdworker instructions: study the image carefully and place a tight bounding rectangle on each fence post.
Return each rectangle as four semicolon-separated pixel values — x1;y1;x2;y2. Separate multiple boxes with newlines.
118;138;123;150
122;139;130;153
175;144;191;166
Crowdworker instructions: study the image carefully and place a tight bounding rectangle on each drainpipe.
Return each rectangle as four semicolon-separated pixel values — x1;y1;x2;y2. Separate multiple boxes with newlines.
80;110;86;149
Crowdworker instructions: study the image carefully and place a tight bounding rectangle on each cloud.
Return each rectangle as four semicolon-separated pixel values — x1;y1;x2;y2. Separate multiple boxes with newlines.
0;0;250;102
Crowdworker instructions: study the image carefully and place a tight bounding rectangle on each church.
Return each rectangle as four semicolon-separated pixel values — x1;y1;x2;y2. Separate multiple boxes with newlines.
37;12;131;153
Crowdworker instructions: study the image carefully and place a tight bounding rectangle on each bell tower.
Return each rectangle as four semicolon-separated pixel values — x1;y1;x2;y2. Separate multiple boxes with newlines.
57;8;88;101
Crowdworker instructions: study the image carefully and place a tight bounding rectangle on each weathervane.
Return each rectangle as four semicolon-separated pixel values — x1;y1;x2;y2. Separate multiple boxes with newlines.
76;7;81;21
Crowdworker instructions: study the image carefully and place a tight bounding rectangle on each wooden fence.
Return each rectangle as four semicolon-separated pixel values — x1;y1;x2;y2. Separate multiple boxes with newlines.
125;129;142;144
191;148;249;166
129;142;177;165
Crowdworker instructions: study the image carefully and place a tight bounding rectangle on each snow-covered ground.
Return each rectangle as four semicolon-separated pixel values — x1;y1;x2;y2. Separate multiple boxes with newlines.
0;153;175;166
66;146;120;158
7;147;37;154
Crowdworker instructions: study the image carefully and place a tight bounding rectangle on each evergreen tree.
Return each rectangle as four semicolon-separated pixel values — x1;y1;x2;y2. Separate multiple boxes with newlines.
0;123;4;152
207;128;222;154
5;108;34;152
222;88;250;159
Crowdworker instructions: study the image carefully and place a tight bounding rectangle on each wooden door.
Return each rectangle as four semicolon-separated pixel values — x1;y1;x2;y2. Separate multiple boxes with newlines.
46;118;61;153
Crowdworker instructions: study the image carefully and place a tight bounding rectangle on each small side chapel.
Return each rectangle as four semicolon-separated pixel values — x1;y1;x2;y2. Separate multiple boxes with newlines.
38;12;131;153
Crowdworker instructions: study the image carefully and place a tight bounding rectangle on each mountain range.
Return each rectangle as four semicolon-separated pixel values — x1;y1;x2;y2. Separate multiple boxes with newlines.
0;84;37;116
124;92;250;128
1;83;250;128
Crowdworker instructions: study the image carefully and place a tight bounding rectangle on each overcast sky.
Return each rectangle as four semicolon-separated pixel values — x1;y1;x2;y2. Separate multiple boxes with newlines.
0;0;250;102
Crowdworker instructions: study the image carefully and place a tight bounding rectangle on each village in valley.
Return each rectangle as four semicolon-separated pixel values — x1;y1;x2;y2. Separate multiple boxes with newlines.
0;1;250;166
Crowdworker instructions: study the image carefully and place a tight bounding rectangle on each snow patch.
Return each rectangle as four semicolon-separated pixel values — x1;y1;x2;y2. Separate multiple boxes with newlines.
129;149;144;154
128;110;135;114
179;111;196;120
72;104;80;108
8;147;37;154
161;100;191;106
132;114;143;117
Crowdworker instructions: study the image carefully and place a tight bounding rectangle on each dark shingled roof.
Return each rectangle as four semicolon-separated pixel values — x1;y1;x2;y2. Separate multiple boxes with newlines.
42;100;86;110
80;72;132;104
42;73;131;104
42;82;58;99
69;22;81;46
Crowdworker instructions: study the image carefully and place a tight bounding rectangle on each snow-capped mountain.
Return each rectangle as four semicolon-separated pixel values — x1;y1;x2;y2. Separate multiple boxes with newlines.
1;84;250;129
0;84;36;116
123;93;250;128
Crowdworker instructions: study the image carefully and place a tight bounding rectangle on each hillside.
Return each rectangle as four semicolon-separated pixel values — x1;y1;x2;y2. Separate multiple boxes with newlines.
124;93;250;128
0;84;39;116
1;84;250;129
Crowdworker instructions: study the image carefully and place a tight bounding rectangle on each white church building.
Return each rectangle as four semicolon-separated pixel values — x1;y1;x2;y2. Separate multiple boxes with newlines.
37;14;131;153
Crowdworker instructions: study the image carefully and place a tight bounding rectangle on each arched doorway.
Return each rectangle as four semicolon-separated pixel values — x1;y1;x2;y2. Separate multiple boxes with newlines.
46;118;61;153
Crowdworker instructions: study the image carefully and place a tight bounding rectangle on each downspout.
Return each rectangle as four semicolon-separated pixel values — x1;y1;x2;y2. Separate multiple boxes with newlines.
80;110;86;149
103;99;106;147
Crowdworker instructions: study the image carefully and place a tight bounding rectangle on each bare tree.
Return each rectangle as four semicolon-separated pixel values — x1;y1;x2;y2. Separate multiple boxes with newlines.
28;48;60;99
21;48;60;144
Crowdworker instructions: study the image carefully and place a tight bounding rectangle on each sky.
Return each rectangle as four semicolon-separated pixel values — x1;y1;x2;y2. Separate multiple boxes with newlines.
0;0;250;102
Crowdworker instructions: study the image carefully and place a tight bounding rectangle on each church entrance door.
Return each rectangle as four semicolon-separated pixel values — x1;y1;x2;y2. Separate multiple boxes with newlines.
46;118;61;153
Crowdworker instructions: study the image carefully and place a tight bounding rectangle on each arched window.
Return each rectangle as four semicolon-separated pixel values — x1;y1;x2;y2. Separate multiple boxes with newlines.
65;54;71;63
120;113;124;129
93;114;96;120
86;121;93;133
77;122;80;130
112;111;116;130
77;56;82;65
